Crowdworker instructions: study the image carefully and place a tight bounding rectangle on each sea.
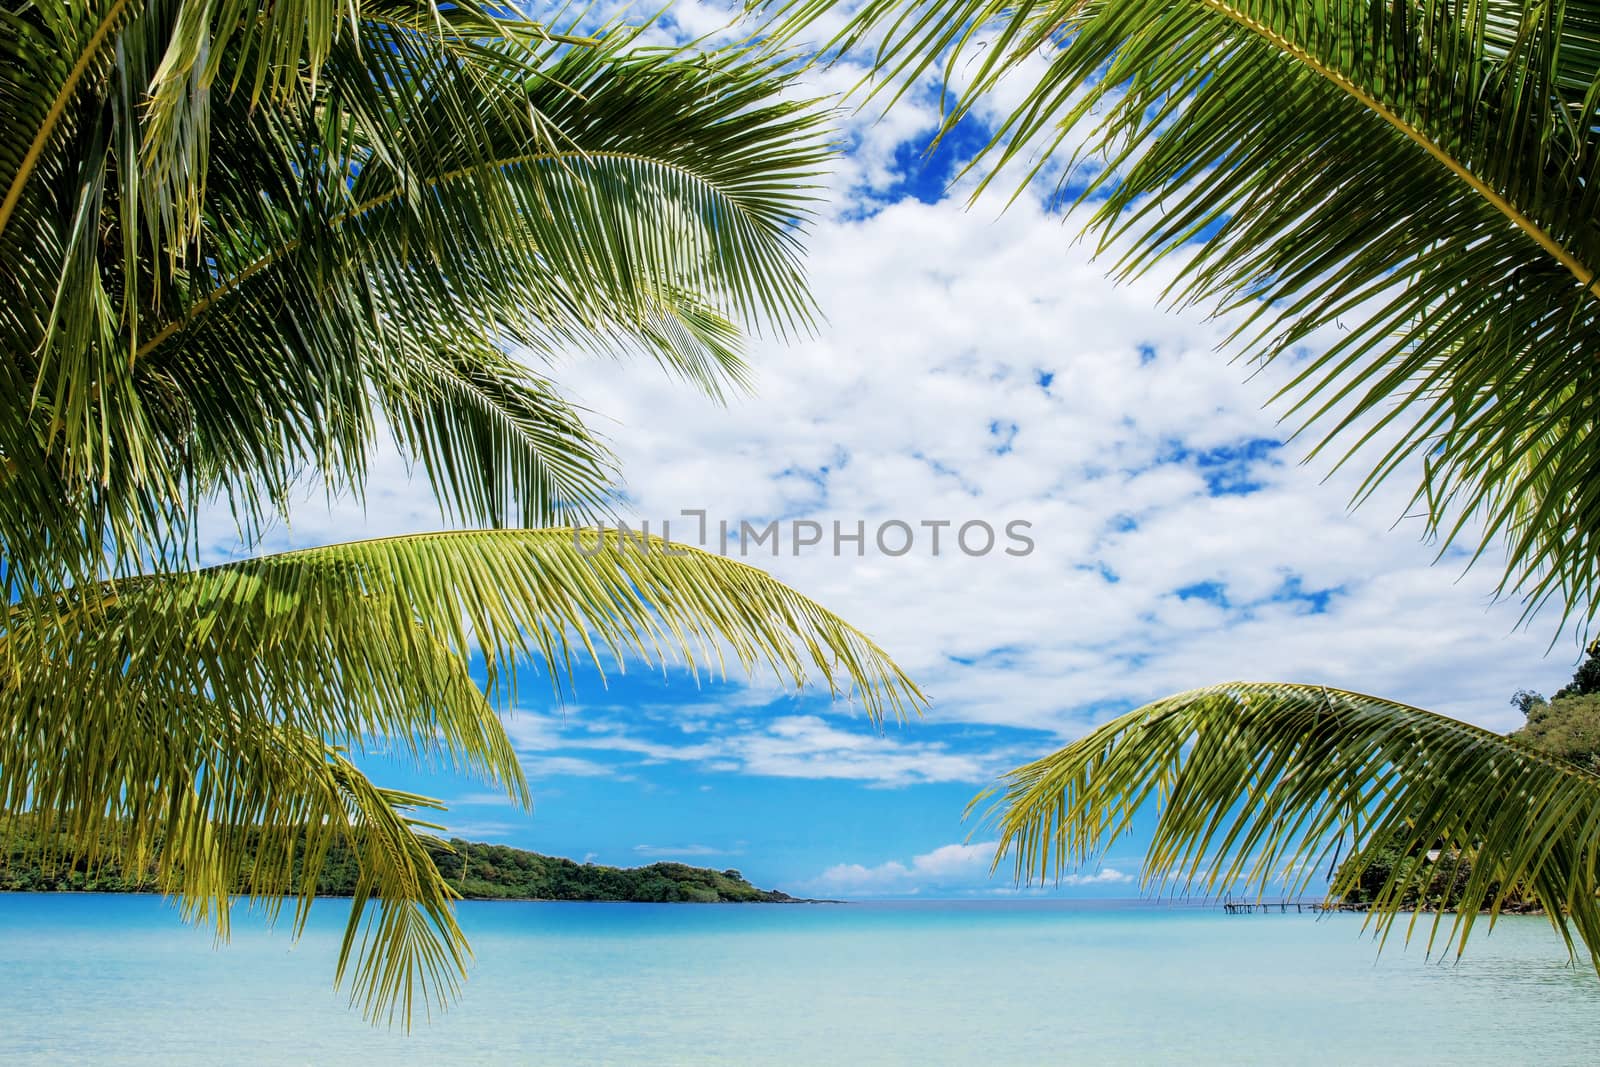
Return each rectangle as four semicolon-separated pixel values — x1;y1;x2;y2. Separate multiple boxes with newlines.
1;894;1596;1064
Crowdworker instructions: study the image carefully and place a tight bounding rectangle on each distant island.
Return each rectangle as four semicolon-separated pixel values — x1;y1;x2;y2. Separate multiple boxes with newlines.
2;828;804;904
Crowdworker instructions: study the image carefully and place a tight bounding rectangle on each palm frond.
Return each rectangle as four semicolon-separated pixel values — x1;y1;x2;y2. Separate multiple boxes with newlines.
3;527;923;1021
2;8;832;591
767;0;1600;632
3;708;473;1028
0;0;134;242
975;683;1600;965
7;529;922;774
0;0;912;1029
28;528;922;724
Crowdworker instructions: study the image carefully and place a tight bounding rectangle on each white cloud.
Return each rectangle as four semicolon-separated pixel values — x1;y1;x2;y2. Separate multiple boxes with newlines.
633;844;737;858
494;704;1015;787
806;841;1136;896
809;841;998;895
530;183;1575;740
1058;868;1134;887
437;819;521;841
201;25;1582;776
517;755;618;779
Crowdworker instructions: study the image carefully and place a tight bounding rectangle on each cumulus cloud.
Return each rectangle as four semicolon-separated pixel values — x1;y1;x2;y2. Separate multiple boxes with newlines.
809;841;999;895
201;10;1580;775
1058;868;1135;887
807;841;1135;896
492;705;1013;787
533;181;1573;740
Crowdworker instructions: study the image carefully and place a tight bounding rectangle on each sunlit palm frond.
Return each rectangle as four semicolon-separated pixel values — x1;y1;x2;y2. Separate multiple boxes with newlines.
358;340;620;535
9;529;923;761
4;527;924;1021
0;0;133;243
767;0;1600;632
2;6;832;591
3;707;474;1028
2;0;575;255
975;683;1600;965
0;1;898;1023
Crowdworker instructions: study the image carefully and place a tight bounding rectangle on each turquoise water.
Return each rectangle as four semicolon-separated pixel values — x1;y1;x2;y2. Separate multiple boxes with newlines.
2;895;1597;1064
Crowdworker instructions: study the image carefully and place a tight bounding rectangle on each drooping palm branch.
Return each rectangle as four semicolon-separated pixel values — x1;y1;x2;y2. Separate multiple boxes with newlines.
974;684;1600;967
4;529;922;1024
761;0;1600;959
2;2;829;595
769;0;1600;632
0;0;922;1026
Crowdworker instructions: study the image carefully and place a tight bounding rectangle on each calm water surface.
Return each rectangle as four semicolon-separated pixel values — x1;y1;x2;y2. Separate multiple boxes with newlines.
1;894;1596;1064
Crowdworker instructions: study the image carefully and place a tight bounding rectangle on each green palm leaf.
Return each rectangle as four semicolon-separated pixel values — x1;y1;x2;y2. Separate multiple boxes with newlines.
2;7;831;593
0;0;133;242
6;528;923;1023
9;717;479;1028
0;1;917;1027
976;683;1600;964
767;0;1600;631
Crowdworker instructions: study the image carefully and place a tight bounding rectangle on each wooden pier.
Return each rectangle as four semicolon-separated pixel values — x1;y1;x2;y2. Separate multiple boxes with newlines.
1220;898;1369;914
1222;899;1300;914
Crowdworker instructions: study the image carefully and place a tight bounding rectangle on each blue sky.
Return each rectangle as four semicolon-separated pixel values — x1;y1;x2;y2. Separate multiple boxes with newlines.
206;2;1585;899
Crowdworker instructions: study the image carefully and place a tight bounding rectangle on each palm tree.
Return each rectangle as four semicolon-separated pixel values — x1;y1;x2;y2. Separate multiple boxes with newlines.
764;0;1600;964
2;1;921;1023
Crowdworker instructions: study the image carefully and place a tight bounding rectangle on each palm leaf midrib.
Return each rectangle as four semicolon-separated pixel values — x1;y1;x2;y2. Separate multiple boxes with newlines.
0;0;133;242
1191;0;1600;300
132;147;795;362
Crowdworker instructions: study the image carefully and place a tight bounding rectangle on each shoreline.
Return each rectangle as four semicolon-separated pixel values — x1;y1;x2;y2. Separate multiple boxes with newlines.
0;887;842;905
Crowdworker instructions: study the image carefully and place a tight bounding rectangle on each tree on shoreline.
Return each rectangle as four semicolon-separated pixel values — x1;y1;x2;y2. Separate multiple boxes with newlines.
2;2;920;1023
2;819;799;903
1512;644;1600;774
1334;652;1600;911
765;0;1600;965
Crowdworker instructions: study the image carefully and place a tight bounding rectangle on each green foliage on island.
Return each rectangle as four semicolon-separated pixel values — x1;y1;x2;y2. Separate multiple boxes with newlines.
1335;647;1600;910
1335;841;1538;913
1339;841;1470;910
1510;644;1600;775
423;842;797;904
1553;646;1600;702
1509;691;1600;775
1;825;796;904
